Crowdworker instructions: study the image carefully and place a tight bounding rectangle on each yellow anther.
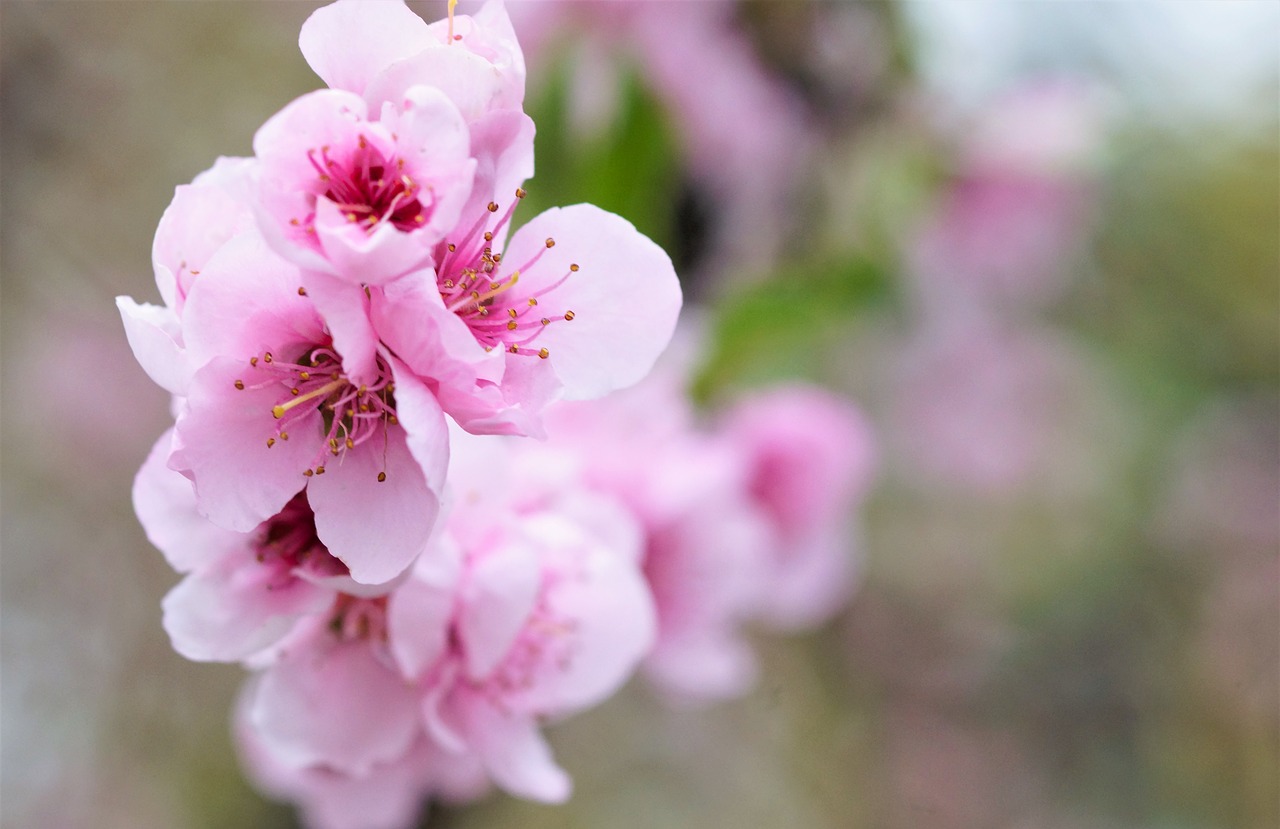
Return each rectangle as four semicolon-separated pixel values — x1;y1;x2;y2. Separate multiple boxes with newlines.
266;438;276;448
508;344;519;353
263;352;274;363
538;348;549;359
304;469;314;477
291;388;301;396
484;231;493;242
487;202;499;213
315;466;326;475
249;357;259;366
528;297;538;306
507;321;517;331
345;438;354;449
508;308;518;318
297;286;307;296
377;471;387;482
564;310;576;321
280;432;289;440
540;317;550;325
515;187;527;199
234;380;245;390
570;263;580;272
299;371;310;381
545;237;555;248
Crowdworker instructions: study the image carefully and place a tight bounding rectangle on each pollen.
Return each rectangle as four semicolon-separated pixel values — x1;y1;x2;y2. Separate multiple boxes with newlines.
564;310;576;321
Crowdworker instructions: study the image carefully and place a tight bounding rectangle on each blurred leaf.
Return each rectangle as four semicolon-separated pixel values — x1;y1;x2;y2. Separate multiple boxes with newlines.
520;58;682;258
693;254;892;401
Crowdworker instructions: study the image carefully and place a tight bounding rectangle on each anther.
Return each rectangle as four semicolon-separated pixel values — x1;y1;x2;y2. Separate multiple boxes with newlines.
345;438;354;449
291;388;301;396
509;344;519;353
528;298;538;306
299;372;310;381
508;308;518;318
280;432;289;440
250;357;259;367
545;238;556;248
263;352;274;363
541;318;550;325
448;243;457;252
570;264;580;272
487;202;499;213
507;321;518;331
297;287;308;296
484;231;493;242
234;380;245;390
304;469;314;477
266;438;276;448
377;471;387;482
564;311;576;321
315;466;325;475
515;187;527;199
538;348;549;359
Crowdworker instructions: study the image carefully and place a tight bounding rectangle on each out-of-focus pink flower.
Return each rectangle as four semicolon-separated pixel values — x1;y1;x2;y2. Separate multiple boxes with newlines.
387;467;656;803
720;385;878;630
166;231;447;585
375;198;683;437
236;686;488;829
909;78;1106;315
889;316;1100;496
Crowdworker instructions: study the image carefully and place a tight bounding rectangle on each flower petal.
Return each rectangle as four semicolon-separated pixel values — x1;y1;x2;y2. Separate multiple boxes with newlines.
458;538;540;681
117;297;189;396
450;693;571;803
248;632;420;775
502;204;682;400
174;358;319;532
163;553;333;663
298;0;432;97
306;425;437;584
133;428;243;573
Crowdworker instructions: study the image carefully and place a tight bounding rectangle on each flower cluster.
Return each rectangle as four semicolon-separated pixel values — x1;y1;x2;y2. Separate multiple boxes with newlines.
119;2;873;826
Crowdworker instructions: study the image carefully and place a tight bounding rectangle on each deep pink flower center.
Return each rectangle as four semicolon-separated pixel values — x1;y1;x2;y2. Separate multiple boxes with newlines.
436;191;579;359
256;492;348;578
306;136;428;233
234;345;398;480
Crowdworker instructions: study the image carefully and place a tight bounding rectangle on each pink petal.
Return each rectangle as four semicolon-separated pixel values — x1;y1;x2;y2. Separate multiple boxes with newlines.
307;425;437;585
298;0;431;97
175;358;319;532
299;270;378;386
248;633;420;775
385;360;450;497
455;109;535;231
133;428;243;573
458;539;540;681
450;693;571;803
365;47;503;124
501;204;682;400
162;552;333;662
117;297;189;395
312;196;438;286
387;536;463;680
514;516;656;714
181;232;325;370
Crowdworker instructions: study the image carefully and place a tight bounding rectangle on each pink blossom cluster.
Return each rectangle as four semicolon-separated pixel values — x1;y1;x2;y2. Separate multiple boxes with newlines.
118;2;874;826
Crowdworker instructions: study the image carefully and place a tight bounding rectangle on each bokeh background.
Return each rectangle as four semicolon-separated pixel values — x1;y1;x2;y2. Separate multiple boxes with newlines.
2;2;1276;827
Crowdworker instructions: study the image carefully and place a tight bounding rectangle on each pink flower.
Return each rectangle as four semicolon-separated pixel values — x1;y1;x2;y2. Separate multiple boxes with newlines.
299;0;526;124
720;385;877;630
375;198;683;437
537;366;772;703
252;84;475;287
387;454;656;802
135;432;349;662
168;231;448;585
236;703;487;829
118;156;256;396
242;603;422;777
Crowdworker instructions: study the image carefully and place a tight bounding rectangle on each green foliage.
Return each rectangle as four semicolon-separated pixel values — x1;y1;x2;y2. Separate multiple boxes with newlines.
693;254;892;402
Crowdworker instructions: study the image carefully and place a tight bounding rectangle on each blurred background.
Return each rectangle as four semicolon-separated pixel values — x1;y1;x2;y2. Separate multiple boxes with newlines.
2;1;1276;827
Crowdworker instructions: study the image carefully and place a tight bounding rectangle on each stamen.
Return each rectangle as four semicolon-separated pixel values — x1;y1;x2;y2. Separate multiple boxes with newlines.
272;379;345;419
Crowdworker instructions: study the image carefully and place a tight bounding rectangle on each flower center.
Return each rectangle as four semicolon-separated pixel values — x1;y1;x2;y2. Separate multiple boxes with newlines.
255;492;348;578
234;345;398;479
436;190;578;359
328;594;389;642
306;136;428;233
